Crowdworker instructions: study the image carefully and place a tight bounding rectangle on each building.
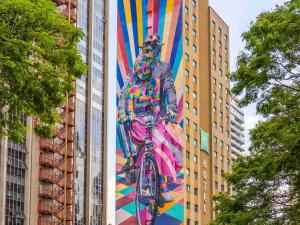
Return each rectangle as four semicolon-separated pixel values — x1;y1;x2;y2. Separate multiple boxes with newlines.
114;0;233;225
230;96;245;160
0;1;108;225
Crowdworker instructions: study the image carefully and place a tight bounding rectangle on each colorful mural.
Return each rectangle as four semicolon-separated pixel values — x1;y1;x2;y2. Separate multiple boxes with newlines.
116;0;183;224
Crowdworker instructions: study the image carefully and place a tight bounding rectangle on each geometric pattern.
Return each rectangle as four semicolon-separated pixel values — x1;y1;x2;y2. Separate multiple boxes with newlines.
116;0;184;224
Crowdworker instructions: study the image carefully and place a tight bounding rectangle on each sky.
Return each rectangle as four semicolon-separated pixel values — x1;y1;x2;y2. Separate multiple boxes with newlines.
209;0;286;150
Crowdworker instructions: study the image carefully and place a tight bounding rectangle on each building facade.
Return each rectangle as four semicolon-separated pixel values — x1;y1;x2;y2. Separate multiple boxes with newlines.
0;1;108;225
230;97;245;160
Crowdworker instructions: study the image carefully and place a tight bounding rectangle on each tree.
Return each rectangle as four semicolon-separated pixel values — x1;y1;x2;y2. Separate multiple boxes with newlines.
0;0;86;142
212;0;300;224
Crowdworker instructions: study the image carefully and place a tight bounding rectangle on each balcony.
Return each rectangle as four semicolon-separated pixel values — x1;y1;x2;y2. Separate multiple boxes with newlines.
38;202;53;214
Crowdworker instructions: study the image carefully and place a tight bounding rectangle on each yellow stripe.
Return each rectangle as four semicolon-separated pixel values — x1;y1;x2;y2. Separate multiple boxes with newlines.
136;0;143;47
123;0;132;23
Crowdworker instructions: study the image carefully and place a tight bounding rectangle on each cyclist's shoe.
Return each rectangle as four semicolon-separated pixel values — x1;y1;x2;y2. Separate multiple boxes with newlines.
158;193;175;207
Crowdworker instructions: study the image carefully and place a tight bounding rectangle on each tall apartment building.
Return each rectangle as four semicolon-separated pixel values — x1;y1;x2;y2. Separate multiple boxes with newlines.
184;4;232;225
230;97;245;160
0;1;108;225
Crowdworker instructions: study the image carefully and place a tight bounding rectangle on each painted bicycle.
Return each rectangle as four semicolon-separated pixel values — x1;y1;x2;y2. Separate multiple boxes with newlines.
121;116;169;225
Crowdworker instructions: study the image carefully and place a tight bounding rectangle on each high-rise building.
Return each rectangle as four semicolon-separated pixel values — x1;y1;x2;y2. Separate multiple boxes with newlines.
230;96;245;160
0;1;108;225
183;3;232;225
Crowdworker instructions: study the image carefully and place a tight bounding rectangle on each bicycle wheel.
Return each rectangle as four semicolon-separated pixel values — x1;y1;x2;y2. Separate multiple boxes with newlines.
135;156;160;225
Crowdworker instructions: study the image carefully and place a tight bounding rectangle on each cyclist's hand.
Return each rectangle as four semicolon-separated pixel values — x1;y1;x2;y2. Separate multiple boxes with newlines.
129;112;136;121
119;114;128;124
168;111;177;123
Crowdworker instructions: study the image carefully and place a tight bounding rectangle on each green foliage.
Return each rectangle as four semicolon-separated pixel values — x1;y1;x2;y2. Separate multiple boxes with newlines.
0;0;86;142
213;1;300;224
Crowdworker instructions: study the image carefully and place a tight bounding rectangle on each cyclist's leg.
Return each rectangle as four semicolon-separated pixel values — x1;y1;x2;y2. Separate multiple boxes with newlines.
159;176;174;203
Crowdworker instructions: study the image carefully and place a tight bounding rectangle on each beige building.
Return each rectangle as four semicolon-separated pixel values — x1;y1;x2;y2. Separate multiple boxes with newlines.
183;2;232;224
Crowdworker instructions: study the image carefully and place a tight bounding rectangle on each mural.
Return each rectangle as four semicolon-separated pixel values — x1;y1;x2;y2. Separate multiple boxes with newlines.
116;0;183;224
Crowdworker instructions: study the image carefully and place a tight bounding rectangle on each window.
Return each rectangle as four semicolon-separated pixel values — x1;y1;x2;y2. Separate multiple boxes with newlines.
214;151;218;158
194;204;199;212
185;85;189;93
185;53;189;61
212;34;215;41
192;14;196;22
195;222;199;225
226;116;229;122
225;61;229;68
219;41;222;48
220;154;224;162
186;151;190;159
226;145;230;151
213;77;217;84
219;55;223;62
213;136;217;143
193;91;197;99
219;83;223;90
215;181;219;189
225;48;228;54
186;134;190;142
192;44;196;52
213;63;216;71
192;75;197;83
213;107;217;113
185;37;189;46
192;29;196;37
185;69;189;77
185;21;189;29
187;219;191;225
212;49;216;56
219;97;223;104
194;171;198;179
193;139;197;147
227;159;231;166
221;169;224;176
212;20;216;27
220;111;223;118
220;126;223;133
213;92;216;99
192;60;197;68
226;89;230;95
194;155;198;163
186;185;191;192
185;118;190;125
213;121;217;128
226;103;230;109
185;101;190;109
214;166;218;174
225;34;228;41
194;188;198;195
185;6;189;14
186;201;191;210
220;140;224;147
218;27;222;33
226;130;230;137
193;107;197;115
193;122;197;131
186;168;190;176
192;0;196;6
221;184;225;192
219;69;223;76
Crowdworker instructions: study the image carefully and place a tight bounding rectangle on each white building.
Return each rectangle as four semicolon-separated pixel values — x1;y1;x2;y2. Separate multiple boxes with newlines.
230;96;245;159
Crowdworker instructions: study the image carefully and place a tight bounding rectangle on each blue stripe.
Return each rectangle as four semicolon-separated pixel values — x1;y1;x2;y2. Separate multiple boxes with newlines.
118;0;133;69
117;64;124;89
130;0;139;56
158;0;166;41
142;0;148;40
172;36;182;80
169;5;182;70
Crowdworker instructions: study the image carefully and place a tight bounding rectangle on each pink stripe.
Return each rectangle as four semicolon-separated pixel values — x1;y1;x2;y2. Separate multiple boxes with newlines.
117;14;130;75
152;0;160;34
